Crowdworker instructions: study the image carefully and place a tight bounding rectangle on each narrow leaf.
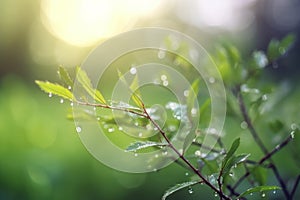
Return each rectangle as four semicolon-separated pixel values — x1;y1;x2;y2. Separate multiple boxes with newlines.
35;80;74;101
223;138;240;167
162;181;199;200
76;67;106;104
58;66;73;87
238;185;281;198
279;34;296;52
222;154;250;177
130;75;144;108
125;141;168;152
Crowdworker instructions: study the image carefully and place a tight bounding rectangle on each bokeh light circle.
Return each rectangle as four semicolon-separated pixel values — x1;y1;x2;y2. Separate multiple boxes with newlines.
72;28;226;173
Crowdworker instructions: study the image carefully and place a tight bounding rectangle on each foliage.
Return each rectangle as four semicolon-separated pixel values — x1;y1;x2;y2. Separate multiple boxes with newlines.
35;34;299;200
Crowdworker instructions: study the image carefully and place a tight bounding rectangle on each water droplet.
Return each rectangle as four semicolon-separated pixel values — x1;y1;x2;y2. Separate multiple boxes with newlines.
134;153;138;157
162;151;168;156
188;187;193;194
185;172;189;176
60;99;64;104
134;122;139;126
214;192;218;197
68;85;72;90
241;121;248;129
273;190;276;194
48;93;52;97
155;154;159;158
209;77;215;83
291;131;295;139
161;75;167;81
184;90;189;97
130;67;137;75
261;193;266;198
158;50;166;59
229;172;233;177
168;125;176;132
275;145;280;150
138;132;143;137
70;102;74;107
250;193;253;196
191;108;197;116
195;150;201;157
108;127;115;133
118;126;123;131
96;117;100;121
154;127;158;131
76;126;82;133
153;168;157;172
279;47;286;54
163;80;169;86
93;107;96;111
291;123;297;130
178;149;183;155
262;94;268;101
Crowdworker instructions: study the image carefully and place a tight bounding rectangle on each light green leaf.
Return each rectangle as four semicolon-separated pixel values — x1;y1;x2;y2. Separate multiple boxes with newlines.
237;185;281;198
35;80;74;101
58;66;73;87
125;141;168;152
76;67;106;104
162;181;199;200
130;75;144;108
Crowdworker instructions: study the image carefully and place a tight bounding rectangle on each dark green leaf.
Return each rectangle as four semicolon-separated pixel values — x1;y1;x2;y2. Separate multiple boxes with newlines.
35;80;74;101
162;181;199;200
267;39;280;61
58;66;73;87
237;185;281;198
222;154;250;177
279;34;296;53
76;67;106;104
269;119;284;133
125;141;168;152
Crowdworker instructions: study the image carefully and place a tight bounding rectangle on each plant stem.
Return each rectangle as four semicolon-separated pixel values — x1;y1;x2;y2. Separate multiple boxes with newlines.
142;106;231;200
291;175;300;199
236;89;291;199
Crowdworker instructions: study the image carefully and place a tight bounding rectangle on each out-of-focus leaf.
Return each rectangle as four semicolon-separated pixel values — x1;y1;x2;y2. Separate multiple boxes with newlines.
76;67;106;104
187;79;200;112
269;119;284;133
125;141;168;152
162;181;199;200
58;66;73;87
252;166;267;186
35;80;74;101
267;33;296;61
130;75;143;108
237;186;281;198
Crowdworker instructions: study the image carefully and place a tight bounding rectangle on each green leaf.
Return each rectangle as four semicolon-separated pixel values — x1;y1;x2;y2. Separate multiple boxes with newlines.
58;66;73;87
222;154;250;177
269;119;284;133
125;141;168;152
35;80;74;101
187;79;200;112
222;138;240;167
252;166;267;185
130;75;144;108
237;185;281;198
279;34;296;53
162;181;199;200
76;67;106;104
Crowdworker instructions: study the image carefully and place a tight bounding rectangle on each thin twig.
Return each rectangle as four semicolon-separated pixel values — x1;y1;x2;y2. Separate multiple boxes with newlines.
291;175;300;199
236;88;291;199
192;142;224;154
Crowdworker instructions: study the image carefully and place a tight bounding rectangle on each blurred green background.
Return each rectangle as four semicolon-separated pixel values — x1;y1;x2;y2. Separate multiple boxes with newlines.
1;0;300;199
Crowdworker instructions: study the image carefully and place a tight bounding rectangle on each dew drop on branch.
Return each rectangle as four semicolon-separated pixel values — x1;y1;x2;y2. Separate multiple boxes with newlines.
138;132;143;137
70;102;74;107
291;131;295;139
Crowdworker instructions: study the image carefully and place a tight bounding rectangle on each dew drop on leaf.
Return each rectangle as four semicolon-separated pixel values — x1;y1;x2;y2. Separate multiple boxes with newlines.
130;67;137;75
70;102;74;107
273;190;276;194
68;85;72;90
262;94;268;101
184;90;189;97
291;123;297;130
163;80;169;86
214;192;218;197
155;154;159;158
161;75;167;81
138;132;143;137
188;187;193;194
241;121;248;129
209;77;215;83
194;150;201;157
229;172;233;177
48;93;52;98
134;153;138;157
60;99;64;104
158;50;166;59
261;193;266;198
118;126;123;131
76;126;82;133
162;151;168;156
291;131;295;139
108;127;115;133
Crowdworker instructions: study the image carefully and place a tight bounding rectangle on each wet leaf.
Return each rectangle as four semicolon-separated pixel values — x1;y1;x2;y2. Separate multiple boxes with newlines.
125;141;168;152
222;138;240;168
162;181;199;200
58;66;73;87
35;80;74;101
237;185;281;198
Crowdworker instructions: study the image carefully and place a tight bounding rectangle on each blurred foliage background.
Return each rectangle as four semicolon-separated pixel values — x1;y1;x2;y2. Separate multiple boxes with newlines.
0;0;300;199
